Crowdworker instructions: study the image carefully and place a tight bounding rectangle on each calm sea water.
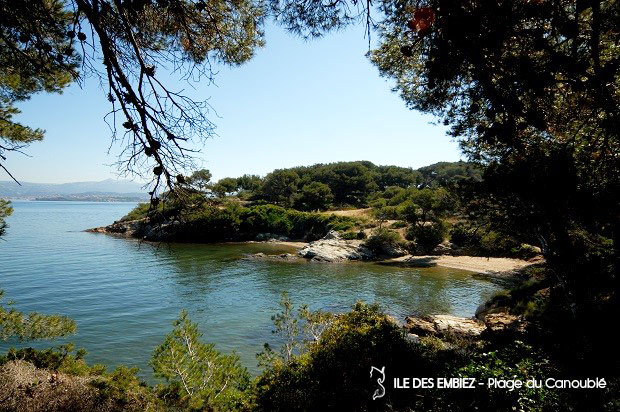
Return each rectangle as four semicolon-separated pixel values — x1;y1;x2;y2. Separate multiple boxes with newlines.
0;201;502;378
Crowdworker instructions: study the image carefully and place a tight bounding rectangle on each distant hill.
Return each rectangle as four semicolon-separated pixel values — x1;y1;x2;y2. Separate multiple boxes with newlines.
0;179;148;200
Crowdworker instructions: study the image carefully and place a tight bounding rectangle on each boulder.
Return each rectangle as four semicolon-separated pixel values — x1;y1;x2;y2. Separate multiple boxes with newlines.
404;316;437;336
405;314;486;338
298;232;374;262
431;241;453;256
482;312;528;334
322;230;342;240
382;243;407;258
255;233;291;242
86;219;144;237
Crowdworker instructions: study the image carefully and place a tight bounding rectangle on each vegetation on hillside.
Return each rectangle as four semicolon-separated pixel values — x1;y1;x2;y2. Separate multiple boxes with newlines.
122;160;524;256
172;160;480;210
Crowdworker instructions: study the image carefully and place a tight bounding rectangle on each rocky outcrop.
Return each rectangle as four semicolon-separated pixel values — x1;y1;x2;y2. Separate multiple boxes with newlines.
405;314;487;338
430;241;453;255
87;218;183;242
86;219;144;237
248;252;300;261
482;312;527;334
297;231;374;262
405;311;529;340
255;233;291;242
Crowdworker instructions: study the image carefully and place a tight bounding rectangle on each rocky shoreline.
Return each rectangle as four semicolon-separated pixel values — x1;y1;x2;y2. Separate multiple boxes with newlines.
88;220;538;345
88;221;539;279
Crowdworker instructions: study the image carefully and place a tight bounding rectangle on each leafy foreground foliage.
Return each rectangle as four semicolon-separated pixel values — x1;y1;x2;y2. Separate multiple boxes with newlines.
252;296;614;412
0;289;76;341
151;310;251;411
0;198;12;237
2;292;618;411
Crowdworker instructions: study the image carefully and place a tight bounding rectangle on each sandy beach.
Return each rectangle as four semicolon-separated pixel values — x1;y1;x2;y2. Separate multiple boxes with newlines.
381;254;542;276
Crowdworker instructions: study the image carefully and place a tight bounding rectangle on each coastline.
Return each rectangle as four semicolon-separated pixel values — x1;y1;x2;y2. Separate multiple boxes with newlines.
87;224;539;278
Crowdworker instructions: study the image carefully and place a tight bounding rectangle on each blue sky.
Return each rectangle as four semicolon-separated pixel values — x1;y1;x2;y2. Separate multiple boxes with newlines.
4;23;462;184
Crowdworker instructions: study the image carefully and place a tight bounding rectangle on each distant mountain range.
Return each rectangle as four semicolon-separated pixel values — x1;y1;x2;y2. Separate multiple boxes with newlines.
0;179;149;201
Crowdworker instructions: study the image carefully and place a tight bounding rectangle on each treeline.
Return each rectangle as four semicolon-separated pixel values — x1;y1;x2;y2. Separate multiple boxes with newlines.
122;160;537;258
180;160;482;211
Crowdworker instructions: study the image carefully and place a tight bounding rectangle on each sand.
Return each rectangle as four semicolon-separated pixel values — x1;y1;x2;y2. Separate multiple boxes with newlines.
383;254;541;275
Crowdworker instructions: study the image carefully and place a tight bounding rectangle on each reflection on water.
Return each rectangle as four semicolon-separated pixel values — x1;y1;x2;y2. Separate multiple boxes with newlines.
0;201;503;378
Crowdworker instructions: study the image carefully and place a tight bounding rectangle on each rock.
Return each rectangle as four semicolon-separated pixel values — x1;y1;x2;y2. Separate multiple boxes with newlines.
248;252;299;261
406;333;420;344
404;316;437;336
86;219;144;237
297;232;374;262
405;314;486;338
255;233;291;242
482;312;528;334
382;243;407;257
431;241;453;256
433;314;486;337
322;230;342;240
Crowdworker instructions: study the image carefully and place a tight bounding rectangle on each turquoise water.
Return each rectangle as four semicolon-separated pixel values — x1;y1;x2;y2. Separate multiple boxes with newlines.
0;201;502;378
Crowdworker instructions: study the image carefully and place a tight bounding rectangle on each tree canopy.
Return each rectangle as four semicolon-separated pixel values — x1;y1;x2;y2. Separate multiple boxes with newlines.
369;0;619;304
1;0;266;193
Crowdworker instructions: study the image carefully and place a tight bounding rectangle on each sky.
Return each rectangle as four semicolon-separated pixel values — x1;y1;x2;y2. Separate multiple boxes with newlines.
4;23;463;184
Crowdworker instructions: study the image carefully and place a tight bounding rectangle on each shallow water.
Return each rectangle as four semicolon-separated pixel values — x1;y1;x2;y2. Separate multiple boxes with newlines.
0;201;502;377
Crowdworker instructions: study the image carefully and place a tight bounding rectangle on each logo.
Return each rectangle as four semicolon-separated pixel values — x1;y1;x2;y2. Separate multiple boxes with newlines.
370;366;386;400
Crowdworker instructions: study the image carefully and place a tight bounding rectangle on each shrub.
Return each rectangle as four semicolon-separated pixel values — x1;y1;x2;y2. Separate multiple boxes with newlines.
449;221;481;246
120;202;150;221
240;204;294;236
479;231;520;257
0;346;160;411
340;231;358;240
510;243;541;260
252;297;580;412
390;220;407;228
406;221;447;254
253;301;419;412
151;311;251;411
363;228;402;255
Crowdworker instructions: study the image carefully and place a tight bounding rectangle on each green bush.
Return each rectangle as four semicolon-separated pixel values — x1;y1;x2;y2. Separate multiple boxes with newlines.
390;220;407;228
363;228;402;255
126;200;359;243
240;204;294;236
252;297;584;412
479;231;520;257
0;345;160;410
449;221;481;246
340;231;358;240
406;221;447;253
510;243;541;260
253;302;419;412
151;311;251;411
120;202;150;221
